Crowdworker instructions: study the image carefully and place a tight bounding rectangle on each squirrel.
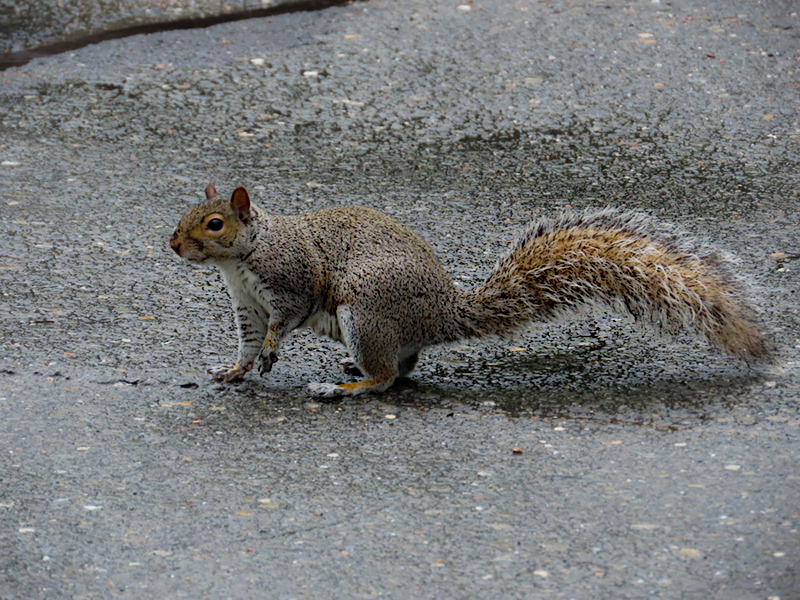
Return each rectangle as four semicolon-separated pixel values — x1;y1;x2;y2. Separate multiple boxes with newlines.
169;183;772;397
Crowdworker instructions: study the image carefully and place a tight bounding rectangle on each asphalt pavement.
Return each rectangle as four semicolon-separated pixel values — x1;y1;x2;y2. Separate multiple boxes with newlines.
0;0;319;56
1;0;799;598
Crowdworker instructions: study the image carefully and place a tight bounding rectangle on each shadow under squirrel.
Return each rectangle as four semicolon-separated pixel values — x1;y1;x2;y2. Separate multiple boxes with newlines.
170;184;771;397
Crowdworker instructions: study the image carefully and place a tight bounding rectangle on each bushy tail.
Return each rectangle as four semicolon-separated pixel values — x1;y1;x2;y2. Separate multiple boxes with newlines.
458;210;771;361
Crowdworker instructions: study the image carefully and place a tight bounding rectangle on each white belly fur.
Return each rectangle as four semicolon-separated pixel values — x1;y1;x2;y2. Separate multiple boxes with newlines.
218;260;342;342
303;311;343;342
218;260;275;312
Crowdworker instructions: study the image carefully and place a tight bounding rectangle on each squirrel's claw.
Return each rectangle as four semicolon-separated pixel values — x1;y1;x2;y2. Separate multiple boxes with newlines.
258;350;279;376
208;362;251;382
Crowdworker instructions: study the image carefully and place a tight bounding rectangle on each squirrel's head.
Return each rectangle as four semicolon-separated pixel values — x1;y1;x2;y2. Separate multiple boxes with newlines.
170;183;253;264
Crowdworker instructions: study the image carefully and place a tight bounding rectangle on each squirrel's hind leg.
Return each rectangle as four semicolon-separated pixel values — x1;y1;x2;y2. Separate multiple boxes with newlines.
307;306;400;397
339;349;418;378
397;349;419;377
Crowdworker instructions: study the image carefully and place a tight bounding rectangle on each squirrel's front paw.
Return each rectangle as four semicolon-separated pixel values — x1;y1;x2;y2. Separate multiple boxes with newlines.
208;362;252;382
257;349;279;376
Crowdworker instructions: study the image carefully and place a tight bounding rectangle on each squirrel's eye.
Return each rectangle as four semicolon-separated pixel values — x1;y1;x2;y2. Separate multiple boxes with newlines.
207;218;224;232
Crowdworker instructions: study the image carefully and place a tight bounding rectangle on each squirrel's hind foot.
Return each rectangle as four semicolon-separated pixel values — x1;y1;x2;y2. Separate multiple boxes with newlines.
307;376;396;398
307;382;348;398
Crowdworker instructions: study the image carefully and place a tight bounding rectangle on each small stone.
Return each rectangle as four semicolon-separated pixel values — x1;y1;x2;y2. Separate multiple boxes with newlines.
767;415;789;423
724;465;741;471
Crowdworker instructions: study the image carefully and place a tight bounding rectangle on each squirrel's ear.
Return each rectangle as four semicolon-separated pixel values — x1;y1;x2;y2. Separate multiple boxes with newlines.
230;187;251;221
205;182;218;200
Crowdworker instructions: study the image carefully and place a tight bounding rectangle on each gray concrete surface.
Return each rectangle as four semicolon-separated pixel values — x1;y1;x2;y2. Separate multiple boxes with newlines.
1;0;799;598
0;0;320;55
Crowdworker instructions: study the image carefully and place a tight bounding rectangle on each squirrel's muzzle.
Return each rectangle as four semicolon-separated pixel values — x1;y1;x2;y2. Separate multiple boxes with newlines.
169;235;182;256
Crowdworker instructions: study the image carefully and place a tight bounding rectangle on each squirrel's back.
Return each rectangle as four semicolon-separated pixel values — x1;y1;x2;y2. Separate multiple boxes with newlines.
297;205;443;267
272;205;468;347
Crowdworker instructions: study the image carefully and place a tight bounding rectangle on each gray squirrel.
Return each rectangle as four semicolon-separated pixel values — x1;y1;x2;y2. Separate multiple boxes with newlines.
169;183;771;397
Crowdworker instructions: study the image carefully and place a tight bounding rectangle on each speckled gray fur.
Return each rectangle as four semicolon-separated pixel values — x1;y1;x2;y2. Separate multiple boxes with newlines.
170;189;771;397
